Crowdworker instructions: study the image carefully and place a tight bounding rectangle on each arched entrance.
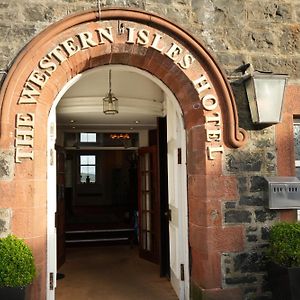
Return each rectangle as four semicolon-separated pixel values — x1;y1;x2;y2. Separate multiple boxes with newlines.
48;64;190;299
0;8;246;300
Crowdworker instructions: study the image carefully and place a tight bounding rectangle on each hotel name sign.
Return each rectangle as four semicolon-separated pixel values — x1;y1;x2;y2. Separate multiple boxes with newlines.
15;23;223;163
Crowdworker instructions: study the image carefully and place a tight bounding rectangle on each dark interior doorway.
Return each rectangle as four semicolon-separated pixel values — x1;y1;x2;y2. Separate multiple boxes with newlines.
56;118;170;278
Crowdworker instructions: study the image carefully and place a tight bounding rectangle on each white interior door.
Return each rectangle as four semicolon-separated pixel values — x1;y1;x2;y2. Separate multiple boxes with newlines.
167;98;189;300
47;108;57;300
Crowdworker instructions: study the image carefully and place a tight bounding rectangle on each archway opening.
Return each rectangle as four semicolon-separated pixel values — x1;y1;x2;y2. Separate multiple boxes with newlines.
48;65;189;299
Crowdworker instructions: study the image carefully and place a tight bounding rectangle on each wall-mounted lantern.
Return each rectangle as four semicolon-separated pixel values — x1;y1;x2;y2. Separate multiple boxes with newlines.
243;72;288;124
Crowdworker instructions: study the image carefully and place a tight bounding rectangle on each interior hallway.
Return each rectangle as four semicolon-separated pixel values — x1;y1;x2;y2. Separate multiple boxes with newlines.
56;245;178;300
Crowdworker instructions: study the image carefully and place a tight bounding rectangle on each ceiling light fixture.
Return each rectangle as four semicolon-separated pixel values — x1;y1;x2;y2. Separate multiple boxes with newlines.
110;133;131;140
103;69;119;115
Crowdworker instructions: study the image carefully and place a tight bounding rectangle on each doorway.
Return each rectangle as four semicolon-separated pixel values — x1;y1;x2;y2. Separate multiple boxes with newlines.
48;65;189;300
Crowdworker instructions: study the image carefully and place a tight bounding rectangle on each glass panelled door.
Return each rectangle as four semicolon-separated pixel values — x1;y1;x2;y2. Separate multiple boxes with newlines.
138;146;159;263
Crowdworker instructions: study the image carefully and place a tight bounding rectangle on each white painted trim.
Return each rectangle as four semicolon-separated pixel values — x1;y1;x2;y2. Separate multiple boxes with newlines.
47;65;189;299
47;75;83;300
47;108;57;300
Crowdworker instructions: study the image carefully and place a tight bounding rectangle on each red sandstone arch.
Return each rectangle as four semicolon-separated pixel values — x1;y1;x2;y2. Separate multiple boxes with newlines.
0;8;246;148
0;8;247;300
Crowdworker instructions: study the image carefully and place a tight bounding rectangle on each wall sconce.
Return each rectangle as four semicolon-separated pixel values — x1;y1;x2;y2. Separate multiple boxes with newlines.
243;71;288;124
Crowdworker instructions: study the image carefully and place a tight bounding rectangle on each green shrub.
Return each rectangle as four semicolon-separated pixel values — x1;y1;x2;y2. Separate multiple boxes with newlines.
0;235;36;287
266;222;300;268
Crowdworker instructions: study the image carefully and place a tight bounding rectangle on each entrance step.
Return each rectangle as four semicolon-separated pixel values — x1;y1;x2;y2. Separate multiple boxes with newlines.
65;228;135;246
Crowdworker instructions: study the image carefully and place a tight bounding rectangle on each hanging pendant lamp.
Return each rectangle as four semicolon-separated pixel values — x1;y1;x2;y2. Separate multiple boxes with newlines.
102;70;119;115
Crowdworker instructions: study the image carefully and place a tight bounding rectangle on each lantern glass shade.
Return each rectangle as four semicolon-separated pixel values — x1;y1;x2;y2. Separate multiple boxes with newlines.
244;73;288;124
103;93;119;115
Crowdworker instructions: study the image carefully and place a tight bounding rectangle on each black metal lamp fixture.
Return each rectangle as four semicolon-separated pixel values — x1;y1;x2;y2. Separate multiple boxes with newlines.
103;70;119;115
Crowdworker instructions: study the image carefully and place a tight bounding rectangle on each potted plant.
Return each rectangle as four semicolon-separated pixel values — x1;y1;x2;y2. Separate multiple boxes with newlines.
0;235;36;300
266;222;300;300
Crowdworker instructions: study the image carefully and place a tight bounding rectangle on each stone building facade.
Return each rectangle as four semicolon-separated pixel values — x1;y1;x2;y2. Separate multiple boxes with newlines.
0;1;299;300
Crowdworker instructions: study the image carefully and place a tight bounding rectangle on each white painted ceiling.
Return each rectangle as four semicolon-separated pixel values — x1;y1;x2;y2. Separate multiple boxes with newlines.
56;66;166;131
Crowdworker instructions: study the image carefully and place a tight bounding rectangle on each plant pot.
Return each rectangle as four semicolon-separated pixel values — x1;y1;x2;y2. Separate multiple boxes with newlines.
268;262;300;300
0;287;26;300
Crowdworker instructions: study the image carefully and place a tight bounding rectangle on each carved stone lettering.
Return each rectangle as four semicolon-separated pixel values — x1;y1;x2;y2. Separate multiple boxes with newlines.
207;146;224;160
18;83;39;104
14;23;224;163
77;31;98;49
205;112;221;126
206;129;222;142
60;37;80;57
202;94;218;111
150;33;164;52
193;74;211;94
165;43;183;61
15;113;35;163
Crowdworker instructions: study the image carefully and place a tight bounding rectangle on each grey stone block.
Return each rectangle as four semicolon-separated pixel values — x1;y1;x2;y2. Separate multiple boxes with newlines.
240;195;264;206
0;151;14;180
0;208;12;238
225;210;252;223
255;209;277;222
226;152;263;173
250;176;266;193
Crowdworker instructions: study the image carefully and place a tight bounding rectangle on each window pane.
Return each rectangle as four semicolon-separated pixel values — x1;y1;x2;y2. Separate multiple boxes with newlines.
145;153;150;171
87;166;96;179
80;155;95;165
80;133;96;143
88;133;96;142
80;166;96;183
88;155;95;165
80;166;88;183
142;232;147;250
80;133;87;142
80;155;88;165
80;155;96;183
147;232;151;251
294;123;300;160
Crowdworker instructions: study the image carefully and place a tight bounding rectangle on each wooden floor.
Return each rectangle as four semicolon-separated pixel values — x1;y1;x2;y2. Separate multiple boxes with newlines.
56;245;178;300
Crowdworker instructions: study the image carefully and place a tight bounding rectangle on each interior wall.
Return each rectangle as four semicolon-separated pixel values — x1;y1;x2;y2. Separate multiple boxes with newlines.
68;150;135;207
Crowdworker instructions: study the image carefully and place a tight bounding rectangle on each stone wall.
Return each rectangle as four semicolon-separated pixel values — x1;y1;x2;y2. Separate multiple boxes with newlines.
218;83;281;299
222;127;278;300
0;0;299;80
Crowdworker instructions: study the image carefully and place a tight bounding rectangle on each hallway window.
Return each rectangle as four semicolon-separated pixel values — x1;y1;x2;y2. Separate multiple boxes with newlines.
80;132;96;143
80;155;96;183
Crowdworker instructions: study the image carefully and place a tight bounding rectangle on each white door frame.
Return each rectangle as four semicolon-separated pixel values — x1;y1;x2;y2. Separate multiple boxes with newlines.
46;65;189;300
47;106;57;300
47;75;82;300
